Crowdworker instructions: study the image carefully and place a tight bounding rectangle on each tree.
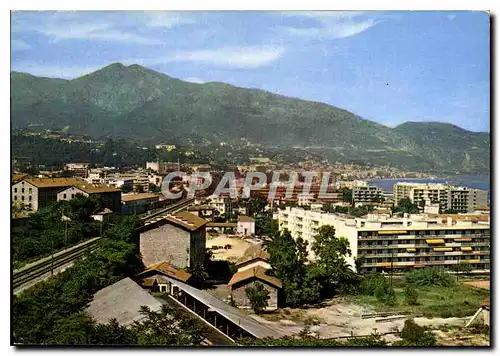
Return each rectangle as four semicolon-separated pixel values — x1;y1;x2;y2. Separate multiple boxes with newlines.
342;188;353;204
404;284;419;305
133;305;205;345
134;185;145;193
245;282;270;313
266;230;320;307
395;198;420;214
255;212;279;237
248;196;268;217
148;183;161;194
311;225;358;297
354;254;366;273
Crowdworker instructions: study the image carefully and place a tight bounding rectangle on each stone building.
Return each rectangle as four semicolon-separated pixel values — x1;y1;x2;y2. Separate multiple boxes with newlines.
138;211;207;269
228;266;282;311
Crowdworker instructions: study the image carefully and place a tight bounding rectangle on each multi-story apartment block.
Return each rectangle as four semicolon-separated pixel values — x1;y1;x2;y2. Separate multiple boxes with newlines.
146;161;180;174
352;186;384;203
393;183;488;213
278;207;490;274
336;180;368;189
86;169;105;185
106;170;149;192
64;163;90;178
12;178;83;211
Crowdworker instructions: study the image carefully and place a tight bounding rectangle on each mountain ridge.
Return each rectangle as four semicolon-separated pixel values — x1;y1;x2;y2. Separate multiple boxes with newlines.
10;63;490;174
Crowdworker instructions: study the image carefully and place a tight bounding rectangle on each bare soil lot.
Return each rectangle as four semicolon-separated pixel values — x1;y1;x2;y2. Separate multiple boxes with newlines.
249;297;470;341
463;280;490;290
206;234;260;262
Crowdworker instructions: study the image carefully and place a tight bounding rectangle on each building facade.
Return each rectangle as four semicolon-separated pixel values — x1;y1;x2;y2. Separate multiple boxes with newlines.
278;207;490;274
138;212;207;269
12;178;83;211
122;193;161;214
65;163;90;178
352;186;384;203
237;216;256;236
393;183;488;213
57;184;122;213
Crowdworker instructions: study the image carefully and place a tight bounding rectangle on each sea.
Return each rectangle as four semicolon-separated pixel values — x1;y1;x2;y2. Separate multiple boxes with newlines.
369;175;491;201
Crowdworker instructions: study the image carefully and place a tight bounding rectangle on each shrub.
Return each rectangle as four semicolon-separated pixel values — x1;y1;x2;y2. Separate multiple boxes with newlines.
393;319;437;346
405;267;454;287
404;285;419;305
245;282;270;314
358;274;388;296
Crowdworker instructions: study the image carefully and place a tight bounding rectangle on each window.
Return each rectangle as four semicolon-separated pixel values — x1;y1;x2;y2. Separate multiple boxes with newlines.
63;194;67;199
21;196;24;201
29;188;32;193
29;196;32;201
21;188;25;193
14;188;17;193
14;196;17;201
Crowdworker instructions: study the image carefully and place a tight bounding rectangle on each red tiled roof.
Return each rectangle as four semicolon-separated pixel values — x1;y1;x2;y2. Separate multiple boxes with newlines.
136;261;191;282
228;266;282;289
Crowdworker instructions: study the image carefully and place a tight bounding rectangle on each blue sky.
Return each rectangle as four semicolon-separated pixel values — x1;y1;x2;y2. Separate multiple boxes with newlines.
11;11;490;132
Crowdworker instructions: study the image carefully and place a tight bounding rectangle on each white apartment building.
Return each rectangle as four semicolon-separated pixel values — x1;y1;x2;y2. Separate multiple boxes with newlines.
393;183;488;213
336;180;368;189
278;207;490;273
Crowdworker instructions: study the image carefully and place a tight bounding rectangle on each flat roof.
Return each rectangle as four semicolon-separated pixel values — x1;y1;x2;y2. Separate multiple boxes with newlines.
164;276;281;339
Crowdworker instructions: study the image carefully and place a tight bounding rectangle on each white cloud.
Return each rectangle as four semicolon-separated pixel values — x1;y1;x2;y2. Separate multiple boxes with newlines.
447;14;457;20
12;61;102;79
141;11;196;28
11;39;31;51
126;46;285;69
13;12;163;45
282;11;381;40
183;77;205;84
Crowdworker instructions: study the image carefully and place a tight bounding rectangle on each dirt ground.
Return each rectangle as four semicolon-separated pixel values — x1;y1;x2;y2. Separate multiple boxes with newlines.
435;329;489;346
463;280;490;290
249;297;471;342
206;234;260;262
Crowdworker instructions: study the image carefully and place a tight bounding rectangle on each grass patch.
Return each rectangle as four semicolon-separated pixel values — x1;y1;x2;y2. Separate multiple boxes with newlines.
350;279;489;318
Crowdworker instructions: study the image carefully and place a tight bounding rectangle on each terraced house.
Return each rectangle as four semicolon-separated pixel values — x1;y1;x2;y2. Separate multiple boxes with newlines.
278;207;490;274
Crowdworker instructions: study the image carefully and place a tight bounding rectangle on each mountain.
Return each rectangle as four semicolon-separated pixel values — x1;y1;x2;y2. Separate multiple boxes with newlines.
10;63;490;174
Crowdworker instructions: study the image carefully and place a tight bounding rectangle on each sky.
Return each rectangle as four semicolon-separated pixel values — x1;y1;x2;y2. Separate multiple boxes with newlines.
11;11;490;132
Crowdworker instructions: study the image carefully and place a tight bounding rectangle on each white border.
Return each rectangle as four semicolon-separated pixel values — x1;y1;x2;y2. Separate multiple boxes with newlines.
2;1;497;356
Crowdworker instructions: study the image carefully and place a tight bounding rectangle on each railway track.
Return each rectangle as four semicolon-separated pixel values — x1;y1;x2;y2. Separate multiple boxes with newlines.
13;197;196;293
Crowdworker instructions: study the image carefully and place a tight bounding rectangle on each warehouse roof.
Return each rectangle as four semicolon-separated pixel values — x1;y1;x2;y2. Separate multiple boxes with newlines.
164;276;281;339
22;177;83;188
86;277;164;326
136;261;191;282
122;193;161;202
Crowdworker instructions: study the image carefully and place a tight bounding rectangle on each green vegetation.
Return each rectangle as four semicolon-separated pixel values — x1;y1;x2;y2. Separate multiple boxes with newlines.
392;319;437;346
265;226;358;307
405;267;454;287
12;195;104;264
393;198;420;214
11;65;490;174
245;282;270;314
352;272;489;318
239;330;388;346
13;211;205;345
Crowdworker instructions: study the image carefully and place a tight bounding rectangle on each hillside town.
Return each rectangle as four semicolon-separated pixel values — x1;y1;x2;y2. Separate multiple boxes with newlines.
12;158;491;346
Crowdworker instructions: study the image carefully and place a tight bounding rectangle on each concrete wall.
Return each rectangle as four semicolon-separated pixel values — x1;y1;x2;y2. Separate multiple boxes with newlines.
231;279;278;310
140;224;191;268
237;221;255;235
